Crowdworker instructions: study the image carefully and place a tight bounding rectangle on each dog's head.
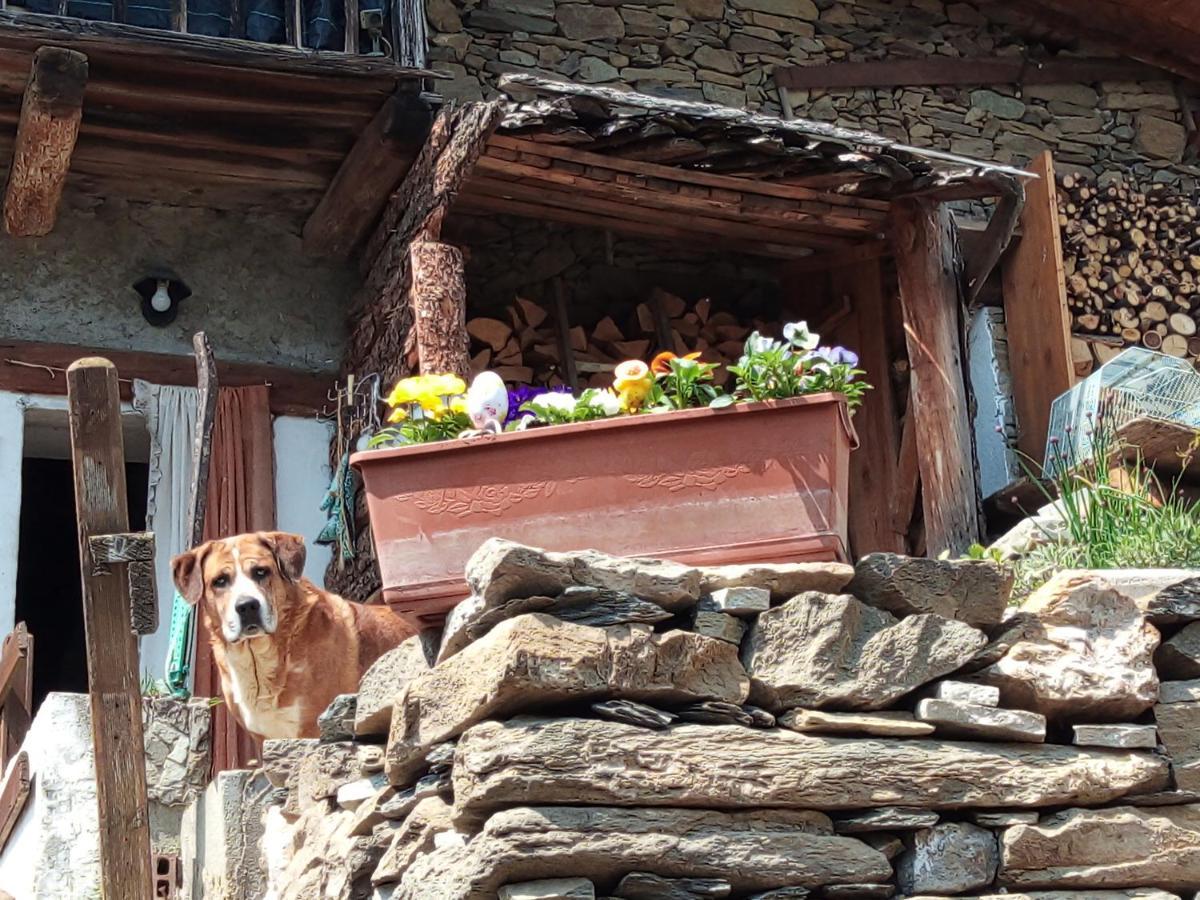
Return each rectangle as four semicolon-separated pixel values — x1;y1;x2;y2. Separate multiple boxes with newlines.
171;532;307;644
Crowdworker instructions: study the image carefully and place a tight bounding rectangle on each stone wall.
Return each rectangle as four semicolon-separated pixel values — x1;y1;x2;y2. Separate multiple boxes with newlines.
260;541;1200;899
427;0;1199;188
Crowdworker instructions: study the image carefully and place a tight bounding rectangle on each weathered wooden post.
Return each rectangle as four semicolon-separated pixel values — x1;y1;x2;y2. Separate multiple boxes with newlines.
66;357;154;900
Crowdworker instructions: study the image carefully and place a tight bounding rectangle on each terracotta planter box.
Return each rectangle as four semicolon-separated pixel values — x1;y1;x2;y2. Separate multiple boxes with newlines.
351;393;857;626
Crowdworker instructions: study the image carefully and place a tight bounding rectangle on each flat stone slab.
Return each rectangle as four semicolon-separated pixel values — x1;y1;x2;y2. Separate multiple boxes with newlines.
972;810;1039;827
355;633;436;737
833;808;938;833
615;871;731;898
916;699;1047;743
924;680;1000;707
1072;724;1158;749
698;561;854;599
779;709;935;738
1156;622;1200;679
998;805;1200;891
390;806;890;899
591;699;677;730
849;553;1013;627
706;586;770;617
498;878;596;900
898;822;998;895
742;592;986;711
1155;700;1200;791
262;738;319;788
318;693;357;743
1075;568;1200;625
1160;680;1200;703
386;614;747;784
450;716;1168;815
821;886;892;900
691;608;746;645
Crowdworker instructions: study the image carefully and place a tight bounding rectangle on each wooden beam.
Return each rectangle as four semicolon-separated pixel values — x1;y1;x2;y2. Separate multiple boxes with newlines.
1001;151;1073;465
2;46;87;237
409;240;470;379
66;358;154;900
828;258;905;555
303;93;426;260
0;339;331;417
362;100;502;283
0;11;442;79
552;278;579;392
187;332;218;548
0;623;31;773
773;55;1166;91
891;198;980;556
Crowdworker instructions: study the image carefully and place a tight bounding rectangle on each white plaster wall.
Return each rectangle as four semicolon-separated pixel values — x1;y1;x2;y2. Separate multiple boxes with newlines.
273;416;335;589
0;693;101;900
0;395;25;641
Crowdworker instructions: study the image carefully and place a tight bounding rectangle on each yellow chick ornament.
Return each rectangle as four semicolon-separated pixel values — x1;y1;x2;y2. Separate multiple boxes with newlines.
613;360;654;413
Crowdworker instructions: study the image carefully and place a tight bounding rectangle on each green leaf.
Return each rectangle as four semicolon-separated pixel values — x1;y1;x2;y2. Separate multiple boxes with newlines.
709;395;736;409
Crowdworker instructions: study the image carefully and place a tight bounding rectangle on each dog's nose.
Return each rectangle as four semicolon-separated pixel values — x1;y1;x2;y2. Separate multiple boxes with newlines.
234;597;262;622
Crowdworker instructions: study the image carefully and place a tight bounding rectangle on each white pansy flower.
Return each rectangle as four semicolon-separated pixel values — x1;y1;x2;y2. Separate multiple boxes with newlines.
530;392;578;416
583;389;622;416
782;321;820;351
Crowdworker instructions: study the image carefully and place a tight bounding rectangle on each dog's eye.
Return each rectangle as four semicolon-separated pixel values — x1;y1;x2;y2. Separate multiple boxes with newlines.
212;575;230;589
252;567;270;580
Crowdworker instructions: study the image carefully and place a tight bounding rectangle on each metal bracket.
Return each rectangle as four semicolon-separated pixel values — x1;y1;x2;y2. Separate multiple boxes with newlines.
89;531;158;636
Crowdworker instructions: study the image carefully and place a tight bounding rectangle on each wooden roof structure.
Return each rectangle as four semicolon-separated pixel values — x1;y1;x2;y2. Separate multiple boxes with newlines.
450;74;1032;261
0;11;437;220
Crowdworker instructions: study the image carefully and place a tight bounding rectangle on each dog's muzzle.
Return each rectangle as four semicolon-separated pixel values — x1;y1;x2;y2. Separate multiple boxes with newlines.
234;596;267;637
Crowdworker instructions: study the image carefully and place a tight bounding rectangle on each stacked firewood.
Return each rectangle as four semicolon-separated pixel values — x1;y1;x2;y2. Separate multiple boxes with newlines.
1058;173;1200;375
467;289;778;388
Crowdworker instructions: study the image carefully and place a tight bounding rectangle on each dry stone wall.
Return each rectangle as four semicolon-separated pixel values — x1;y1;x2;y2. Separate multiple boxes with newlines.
426;0;1198;188
259;541;1200;900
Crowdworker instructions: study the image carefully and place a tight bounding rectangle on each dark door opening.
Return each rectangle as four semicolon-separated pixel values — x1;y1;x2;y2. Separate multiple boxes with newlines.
16;457;148;714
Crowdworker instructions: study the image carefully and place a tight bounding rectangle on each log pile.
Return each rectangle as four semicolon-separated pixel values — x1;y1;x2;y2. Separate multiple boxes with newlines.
467;289;780;389
260;541;1200;900
1058;173;1200;376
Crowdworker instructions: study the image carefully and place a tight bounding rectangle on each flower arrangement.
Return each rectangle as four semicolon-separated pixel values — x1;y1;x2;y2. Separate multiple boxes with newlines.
371;321;869;447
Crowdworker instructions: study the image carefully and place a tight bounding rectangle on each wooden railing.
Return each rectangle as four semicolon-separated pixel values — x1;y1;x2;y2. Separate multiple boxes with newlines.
0;623;33;857
0;623;32;775
0;0;427;65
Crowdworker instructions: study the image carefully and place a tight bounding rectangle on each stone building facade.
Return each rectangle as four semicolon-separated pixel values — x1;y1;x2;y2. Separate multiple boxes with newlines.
426;0;1198;189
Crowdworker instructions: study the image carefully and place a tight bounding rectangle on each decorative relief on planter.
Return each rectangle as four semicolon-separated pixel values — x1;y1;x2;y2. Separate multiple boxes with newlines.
404;482;560;518
625;463;752;493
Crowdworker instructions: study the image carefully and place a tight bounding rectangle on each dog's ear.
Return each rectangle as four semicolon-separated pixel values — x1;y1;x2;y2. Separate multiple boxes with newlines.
261;532;306;582
171;545;209;606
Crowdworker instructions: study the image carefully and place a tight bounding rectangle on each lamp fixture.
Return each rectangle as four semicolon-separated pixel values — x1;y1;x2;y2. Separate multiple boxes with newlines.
133;275;191;327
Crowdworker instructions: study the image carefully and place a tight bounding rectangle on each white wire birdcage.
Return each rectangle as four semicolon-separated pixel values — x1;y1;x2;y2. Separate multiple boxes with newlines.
1042;347;1200;475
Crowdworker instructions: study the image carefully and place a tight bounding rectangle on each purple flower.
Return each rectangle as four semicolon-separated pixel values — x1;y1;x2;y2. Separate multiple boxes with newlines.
505;384;570;424
807;345;859;367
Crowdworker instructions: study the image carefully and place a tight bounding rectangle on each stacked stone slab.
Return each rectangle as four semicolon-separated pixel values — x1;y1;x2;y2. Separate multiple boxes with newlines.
259;542;1200;900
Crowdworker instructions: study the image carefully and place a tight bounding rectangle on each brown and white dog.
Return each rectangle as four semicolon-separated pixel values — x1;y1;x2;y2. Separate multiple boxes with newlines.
172;531;413;741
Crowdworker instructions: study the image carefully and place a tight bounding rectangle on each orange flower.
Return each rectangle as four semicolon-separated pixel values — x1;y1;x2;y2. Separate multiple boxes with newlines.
650;351;701;374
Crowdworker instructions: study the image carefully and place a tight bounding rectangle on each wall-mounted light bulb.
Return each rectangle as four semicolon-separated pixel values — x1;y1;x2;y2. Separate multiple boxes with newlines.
150;280;172;313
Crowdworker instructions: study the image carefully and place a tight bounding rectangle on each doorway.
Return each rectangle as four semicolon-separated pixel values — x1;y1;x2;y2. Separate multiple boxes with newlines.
15;409;149;714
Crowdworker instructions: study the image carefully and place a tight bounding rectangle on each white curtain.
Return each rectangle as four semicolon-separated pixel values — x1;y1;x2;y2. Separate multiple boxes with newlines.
132;380;199;686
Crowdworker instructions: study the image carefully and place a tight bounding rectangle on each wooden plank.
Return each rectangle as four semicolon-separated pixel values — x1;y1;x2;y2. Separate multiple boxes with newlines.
893;406;919;539
392;0;426;68
0;11;441;79
409;240;470;379
2;46;87;237
0;751;30;854
0;339;329;417
186;333;218;548
0;623;31;772
456;192;814;259
170;0;186;33
773;55;1166;91
1002;151;1073;464
472;162;880;236
343;0;358;54
487;136;891;213
1117;417;1200;479
462;177;855;251
65;358;154;900
303;93;424;259
776;241;890;276
892;198;980;556
828;258;905;555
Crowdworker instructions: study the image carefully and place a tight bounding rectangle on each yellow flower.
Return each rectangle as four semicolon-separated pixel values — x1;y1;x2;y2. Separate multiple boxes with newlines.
385;373;467;408
387;407;408;423
449;396;468;414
